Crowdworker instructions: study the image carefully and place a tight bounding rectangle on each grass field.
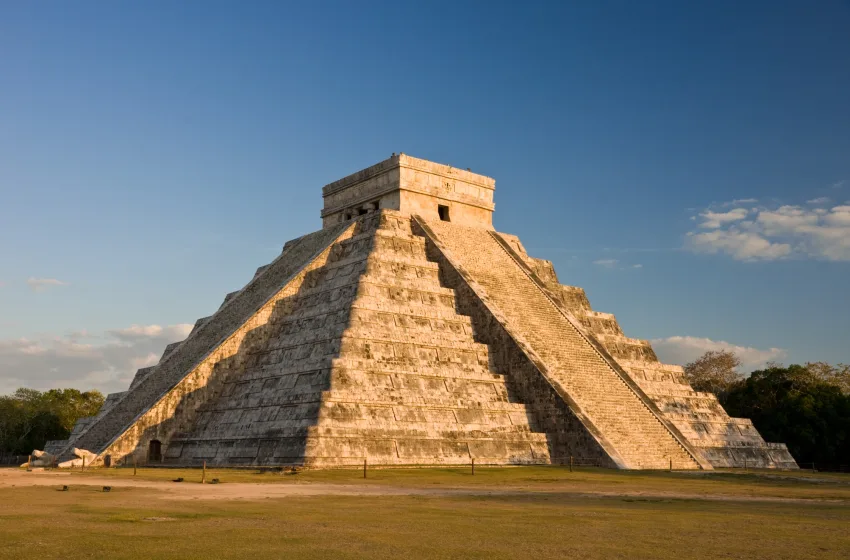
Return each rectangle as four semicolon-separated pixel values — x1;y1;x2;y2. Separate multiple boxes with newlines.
1;466;848;559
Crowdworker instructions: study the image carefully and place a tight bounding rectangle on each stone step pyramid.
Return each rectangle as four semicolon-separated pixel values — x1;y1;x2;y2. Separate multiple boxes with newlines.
48;154;797;469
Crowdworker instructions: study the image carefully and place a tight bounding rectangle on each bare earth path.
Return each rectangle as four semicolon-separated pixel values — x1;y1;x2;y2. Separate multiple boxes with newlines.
2;468;846;504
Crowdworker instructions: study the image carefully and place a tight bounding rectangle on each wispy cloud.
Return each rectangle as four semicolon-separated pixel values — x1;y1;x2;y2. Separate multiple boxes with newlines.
591;258;643;270
686;199;850;261
831;180;846;190
651;336;787;372
26;277;68;292
0;323;193;395
109;324;193;341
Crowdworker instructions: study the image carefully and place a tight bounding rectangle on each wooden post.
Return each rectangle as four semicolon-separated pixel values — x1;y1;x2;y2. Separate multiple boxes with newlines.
363;458;367;479
133;454;137;476
27;455;32;471
202;461;207;484
471;458;475;476
569;456;573;473
669;458;673;472
82;456;85;472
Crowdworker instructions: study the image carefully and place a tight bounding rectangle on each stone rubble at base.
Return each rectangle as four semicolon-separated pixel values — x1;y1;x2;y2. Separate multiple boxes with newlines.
41;155;797;470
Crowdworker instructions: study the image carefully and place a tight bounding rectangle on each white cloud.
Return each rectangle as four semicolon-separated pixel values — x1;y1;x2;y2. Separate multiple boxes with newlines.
698;208;749;229
831;180;846;189
807;197;830;205
687;229;792;261
686;199;850;261
0;323;192;396
593;259;618;267
26;277;68;292
631;264;643;269
109;324;193;342
651;336;787;372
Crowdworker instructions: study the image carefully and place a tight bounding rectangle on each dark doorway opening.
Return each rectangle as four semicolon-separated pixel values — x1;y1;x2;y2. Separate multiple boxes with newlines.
438;205;450;221
148;440;162;463
103;454;112;468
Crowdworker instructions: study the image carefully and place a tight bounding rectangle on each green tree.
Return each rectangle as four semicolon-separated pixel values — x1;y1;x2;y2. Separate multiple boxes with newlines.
0;388;104;455
724;365;850;467
683;350;743;401
803;362;850;395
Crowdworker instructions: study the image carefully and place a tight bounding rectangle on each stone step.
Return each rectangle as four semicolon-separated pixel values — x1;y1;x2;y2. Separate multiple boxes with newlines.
204;381;528;411
129;366;156;390
357;271;445;292
309;249;441;285
619;359;686;375
372;227;428;248
189;316;212;336
218;290;241;310
636;383;704;398
329;229;428;264
348;306;474;335
264;287;469;328
256;327;489;359
330;358;498;378
282;276;456;313
349;297;466;321
341;324;485;349
328;365;503;385
159;342;182;362
176;423;547;443
574;313;624;337
337;336;488;367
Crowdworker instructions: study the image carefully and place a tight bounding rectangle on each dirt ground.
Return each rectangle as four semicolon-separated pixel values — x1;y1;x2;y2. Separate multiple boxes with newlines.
2;467;845;504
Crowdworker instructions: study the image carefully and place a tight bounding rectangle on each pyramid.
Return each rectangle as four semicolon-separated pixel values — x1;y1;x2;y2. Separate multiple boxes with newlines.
48;155;797;469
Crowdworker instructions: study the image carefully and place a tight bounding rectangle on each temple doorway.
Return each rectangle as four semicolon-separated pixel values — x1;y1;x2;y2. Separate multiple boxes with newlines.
148;440;162;462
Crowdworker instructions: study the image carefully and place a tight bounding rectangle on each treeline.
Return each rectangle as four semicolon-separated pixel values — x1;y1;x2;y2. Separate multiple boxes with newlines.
685;352;850;468
0;388;104;455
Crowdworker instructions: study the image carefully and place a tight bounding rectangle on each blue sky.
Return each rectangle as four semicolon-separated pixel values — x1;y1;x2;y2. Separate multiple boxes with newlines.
1;0;848;394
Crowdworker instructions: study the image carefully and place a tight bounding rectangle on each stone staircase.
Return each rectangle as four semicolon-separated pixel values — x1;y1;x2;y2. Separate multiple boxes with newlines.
502;238;796;468
464;228;796;469
416;217;706;470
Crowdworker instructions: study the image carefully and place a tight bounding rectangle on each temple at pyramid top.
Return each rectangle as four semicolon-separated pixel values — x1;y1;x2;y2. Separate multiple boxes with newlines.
321;153;496;228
